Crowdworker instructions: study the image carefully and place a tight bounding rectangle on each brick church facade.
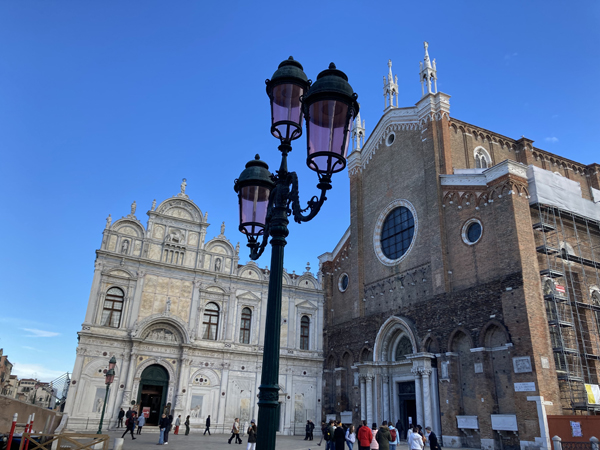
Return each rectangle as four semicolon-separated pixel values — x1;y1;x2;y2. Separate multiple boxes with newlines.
318;43;600;450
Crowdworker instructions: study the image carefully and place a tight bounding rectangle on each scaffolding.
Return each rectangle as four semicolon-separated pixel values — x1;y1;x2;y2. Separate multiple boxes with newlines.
532;203;600;413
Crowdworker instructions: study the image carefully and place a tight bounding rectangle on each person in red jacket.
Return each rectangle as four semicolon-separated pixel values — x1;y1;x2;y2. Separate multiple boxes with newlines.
357;420;373;450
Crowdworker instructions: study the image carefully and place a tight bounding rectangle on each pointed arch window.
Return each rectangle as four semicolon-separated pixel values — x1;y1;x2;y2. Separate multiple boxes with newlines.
101;287;124;328
202;303;220;340
474;147;491;169
395;336;413;360
300;316;310;350
239;307;252;344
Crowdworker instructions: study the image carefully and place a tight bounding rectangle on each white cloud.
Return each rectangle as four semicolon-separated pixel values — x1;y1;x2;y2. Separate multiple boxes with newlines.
11;363;66;382
22;328;60;338
545;137;559;143
22;346;42;352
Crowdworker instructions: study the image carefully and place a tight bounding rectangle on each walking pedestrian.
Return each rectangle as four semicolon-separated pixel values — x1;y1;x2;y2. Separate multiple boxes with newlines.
246;419;257;450
117;408;125;428
228;417;242;444
317;420;327;446
370;423;379;449
184;415;190;436
376;421;392;450
357;420;373;450
121;412;137;440
388;421;399;450
346;425;356;450
425;427;440;450
204;414;211;435
174;415;181;434
136;413;145;435
163;414;173;445
158;413;169;445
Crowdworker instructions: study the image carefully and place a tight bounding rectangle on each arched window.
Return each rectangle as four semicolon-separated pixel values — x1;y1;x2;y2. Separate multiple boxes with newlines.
239;307;252;344
101;287;124;328
474;148;491;169
300;316;310;350
202;303;220;340
395;336;413;360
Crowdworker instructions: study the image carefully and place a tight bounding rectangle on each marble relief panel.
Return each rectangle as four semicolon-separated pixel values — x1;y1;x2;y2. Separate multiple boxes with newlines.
134;240;142;256
148;244;161;261
108;235;117;252
153;225;165;240
188;232;199;246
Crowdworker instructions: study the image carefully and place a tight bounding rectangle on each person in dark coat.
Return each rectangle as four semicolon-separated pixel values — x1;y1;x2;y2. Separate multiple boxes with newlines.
184;415;190;436
164;414;173;444
305;420;312;440
394;420;404;440
334;421;346;450
204;415;211;435
121;411;137;440
376;421;392;450
425;427;440;450
117;408;125;428
247;420;257;450
158;413;169;445
309;420;315;440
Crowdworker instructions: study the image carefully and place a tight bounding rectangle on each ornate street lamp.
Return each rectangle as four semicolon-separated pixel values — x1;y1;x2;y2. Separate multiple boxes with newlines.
234;57;358;450
97;356;116;434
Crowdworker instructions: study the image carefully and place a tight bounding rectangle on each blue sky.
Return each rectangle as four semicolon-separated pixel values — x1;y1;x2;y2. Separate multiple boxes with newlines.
0;1;598;381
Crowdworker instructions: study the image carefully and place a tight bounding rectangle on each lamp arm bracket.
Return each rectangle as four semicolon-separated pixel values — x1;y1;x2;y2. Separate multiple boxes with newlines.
288;172;330;223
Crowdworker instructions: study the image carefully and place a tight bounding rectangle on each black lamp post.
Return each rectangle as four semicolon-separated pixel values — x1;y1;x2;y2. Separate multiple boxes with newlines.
234;57;358;450
97;356;116;434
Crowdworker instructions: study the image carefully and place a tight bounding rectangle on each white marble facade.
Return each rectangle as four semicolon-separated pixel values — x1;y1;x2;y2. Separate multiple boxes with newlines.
64;188;324;434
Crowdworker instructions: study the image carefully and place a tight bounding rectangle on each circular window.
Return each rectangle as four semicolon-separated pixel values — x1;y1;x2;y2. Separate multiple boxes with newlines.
338;273;349;292
386;133;395;146
373;200;418;266
462;219;483;245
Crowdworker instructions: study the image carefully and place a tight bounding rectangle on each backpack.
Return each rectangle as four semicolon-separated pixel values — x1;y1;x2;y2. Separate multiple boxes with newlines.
125;418;131;427
324;427;332;441
390;428;397;441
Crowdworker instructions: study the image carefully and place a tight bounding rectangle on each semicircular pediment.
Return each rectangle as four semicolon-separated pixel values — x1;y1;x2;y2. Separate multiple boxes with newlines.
142;323;182;344
156;198;202;222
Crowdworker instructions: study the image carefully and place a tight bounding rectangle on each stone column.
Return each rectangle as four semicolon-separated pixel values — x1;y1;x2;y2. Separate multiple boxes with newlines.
174;357;190;414
360;376;366;420
421;369;432;428
366;375;374;426
121;352;138;408
84;262;104;324
189;281;202;340
382;375;390;423
412;368;423;427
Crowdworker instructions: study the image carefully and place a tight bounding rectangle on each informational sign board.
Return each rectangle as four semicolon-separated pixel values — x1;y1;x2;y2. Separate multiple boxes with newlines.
514;382;536;392
555;285;566;293
143;407;151;418
570;421;582;437
491;414;518;431
456;416;478;429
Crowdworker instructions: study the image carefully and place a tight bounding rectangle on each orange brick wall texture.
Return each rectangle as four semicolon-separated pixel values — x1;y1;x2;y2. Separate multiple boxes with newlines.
322;113;598;446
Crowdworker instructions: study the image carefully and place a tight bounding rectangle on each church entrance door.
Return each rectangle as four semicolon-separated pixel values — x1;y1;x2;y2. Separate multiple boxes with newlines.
138;365;169;426
397;381;416;439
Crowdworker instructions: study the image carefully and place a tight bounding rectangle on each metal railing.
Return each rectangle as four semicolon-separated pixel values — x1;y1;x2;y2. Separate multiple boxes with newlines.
18;433;109;450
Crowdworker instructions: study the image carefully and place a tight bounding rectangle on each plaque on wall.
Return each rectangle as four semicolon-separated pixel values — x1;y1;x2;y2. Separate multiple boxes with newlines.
541;356;550;369
512;356;532;373
491;414;518;431
474;363;483;373
456;415;478;429
514;382;536;392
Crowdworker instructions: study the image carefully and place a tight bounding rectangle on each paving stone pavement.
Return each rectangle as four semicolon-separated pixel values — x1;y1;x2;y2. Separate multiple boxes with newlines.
107;429;414;450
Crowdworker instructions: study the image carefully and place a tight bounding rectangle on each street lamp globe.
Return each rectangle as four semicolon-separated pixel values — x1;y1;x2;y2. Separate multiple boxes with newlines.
108;356;117;371
105;369;115;385
234;155;276;247
302;63;359;176
266;57;310;143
